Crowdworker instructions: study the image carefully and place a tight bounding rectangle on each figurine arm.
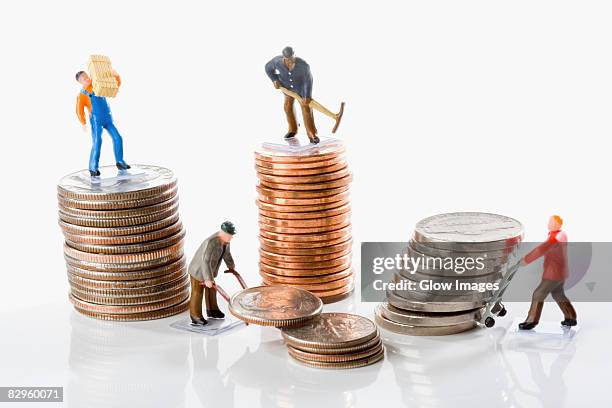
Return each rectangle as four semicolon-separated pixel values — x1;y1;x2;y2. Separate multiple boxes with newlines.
202;247;215;282
223;243;235;270
302;65;313;99
265;58;279;83
75;93;90;125
523;239;554;265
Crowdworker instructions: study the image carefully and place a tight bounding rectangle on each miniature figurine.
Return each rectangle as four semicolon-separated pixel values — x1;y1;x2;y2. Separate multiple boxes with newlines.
265;46;345;144
188;221;238;326
518;215;577;330
75;55;130;177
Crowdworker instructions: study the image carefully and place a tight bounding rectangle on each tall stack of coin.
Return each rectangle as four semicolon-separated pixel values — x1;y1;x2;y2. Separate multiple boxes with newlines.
282;313;384;369
57;165;189;321
377;212;523;335
255;140;354;303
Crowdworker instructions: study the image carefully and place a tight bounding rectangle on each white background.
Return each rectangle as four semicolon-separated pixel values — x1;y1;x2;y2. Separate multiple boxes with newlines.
0;1;610;407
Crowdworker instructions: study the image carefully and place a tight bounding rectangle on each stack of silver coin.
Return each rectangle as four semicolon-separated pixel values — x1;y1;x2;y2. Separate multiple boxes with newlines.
376;212;523;335
57;165;189;321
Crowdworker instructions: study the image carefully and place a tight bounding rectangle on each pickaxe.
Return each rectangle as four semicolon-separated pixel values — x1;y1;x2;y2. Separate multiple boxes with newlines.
278;87;345;133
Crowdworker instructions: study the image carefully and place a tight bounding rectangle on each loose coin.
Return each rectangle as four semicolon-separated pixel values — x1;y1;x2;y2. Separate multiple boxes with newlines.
229;286;322;327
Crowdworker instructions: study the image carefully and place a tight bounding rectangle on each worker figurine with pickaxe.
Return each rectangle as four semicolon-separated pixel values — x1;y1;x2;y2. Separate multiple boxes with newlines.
188;221;240;326
265;47;345;144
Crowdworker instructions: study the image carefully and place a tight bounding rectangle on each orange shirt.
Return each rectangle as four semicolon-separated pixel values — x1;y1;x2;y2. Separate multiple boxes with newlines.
75;74;121;125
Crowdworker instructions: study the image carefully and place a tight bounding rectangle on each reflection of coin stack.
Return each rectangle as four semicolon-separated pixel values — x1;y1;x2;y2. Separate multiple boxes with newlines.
255;140;354;303
376;212;523;335
57;165;189;321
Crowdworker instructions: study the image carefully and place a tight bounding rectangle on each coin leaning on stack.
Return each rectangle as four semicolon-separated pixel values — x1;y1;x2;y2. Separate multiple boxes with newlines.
377;212;523;335
230;286;383;369
57;165;190;321
255;140;354;303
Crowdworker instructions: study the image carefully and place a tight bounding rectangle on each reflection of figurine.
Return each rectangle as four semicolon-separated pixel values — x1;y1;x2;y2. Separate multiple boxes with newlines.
518;215;577;330
188;222;237;325
265;47;345;144
75;55;130;177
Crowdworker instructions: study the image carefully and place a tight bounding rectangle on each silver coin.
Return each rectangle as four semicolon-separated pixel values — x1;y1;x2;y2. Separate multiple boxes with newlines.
377;303;482;327
390;281;492;303
404;244;510;276
58;165;176;200
413;212;523;251
394;271;501;297
375;307;476;336
409;238;517;259
386;289;484;313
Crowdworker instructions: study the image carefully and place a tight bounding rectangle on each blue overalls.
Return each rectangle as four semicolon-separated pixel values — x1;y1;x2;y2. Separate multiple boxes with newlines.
81;89;128;172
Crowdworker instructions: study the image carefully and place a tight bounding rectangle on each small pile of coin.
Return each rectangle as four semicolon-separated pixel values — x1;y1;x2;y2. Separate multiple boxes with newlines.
377;212;523;335
230;286;383;369
57;165;189;321
255;140;354;303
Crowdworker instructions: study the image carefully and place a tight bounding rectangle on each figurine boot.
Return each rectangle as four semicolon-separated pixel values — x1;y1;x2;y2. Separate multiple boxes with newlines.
519;301;543;330
116;162;131;171
558;302;578;326
207;310;225;319
190;316;208;326
89;169;101;177
284;132;297;139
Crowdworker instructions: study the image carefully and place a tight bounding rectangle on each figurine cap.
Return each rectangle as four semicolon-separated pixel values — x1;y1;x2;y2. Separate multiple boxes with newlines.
282;46;295;58
221;221;237;235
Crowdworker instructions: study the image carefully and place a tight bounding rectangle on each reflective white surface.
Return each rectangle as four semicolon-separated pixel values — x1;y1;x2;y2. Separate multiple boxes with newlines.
1;299;610;407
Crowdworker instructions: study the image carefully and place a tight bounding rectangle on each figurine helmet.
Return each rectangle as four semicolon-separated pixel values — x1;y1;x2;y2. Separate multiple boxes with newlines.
221;221;237;235
282;46;295;58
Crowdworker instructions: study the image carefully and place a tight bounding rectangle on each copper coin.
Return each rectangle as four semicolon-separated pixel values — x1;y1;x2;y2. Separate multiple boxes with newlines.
257;190;350;206
254;143;345;163
64;242;184;264
289;347;384;369
260;253;351;270
254;155;346;170
256;198;349;213
69;290;189;314
259;220;350;235
259;234;351;249
309;280;355;298
229;285;323;327
289;333;381;355
255;162;347;176
69;274;188;297
65;229;186;255
65;251;184;272
67;268;187;289
57;185;178;210
62;221;183;245
70;283;189;305
257;167;350;185
73;297;189;321
287;341;383;363
259;212;351;229
59;213;180;237
259;226;351;242
66;257;186;280
58;195;179;219
260;240;352;256
262;274;353;291
260;268;353;284
59;202;179;227
256;184;349;199
258;203;351;220
260;247;351;263
260;174;352;191
320;286;355;304
260;261;352;277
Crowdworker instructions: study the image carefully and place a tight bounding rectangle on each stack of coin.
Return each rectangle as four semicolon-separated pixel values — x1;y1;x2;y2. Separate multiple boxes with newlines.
57;165;189;321
281;313;384;369
255;140;354;303
377;212;523;335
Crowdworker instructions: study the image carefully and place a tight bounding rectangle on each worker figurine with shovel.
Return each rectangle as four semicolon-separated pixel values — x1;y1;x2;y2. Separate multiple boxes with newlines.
265;46;345;144
188;221;247;326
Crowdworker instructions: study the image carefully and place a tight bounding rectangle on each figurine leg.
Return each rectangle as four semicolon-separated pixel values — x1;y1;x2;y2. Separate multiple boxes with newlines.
283;95;298;138
300;104;319;144
104;123;129;168
519;280;554;329
204;286;225;319
189;276;207;325
89;122;103;173
551;283;577;325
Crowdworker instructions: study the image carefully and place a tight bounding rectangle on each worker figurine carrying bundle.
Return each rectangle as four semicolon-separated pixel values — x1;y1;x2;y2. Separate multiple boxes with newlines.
265;46;345;144
75;55;130;177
